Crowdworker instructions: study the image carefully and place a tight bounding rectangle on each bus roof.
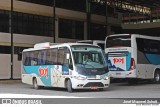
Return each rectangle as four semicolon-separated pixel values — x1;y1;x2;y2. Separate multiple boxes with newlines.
107;34;160;40
77;40;104;43
106;34;160;40
108;34;131;37
23;42;101;52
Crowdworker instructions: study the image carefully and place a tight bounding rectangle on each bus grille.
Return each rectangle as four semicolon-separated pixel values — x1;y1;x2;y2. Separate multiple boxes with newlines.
84;82;104;87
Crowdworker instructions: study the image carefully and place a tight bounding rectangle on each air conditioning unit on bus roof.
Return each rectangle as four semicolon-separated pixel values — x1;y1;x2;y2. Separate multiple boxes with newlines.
34;42;58;49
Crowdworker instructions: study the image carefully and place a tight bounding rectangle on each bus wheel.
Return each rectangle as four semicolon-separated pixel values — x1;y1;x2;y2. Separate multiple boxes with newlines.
66;79;73;93
33;78;40;89
154;71;160;83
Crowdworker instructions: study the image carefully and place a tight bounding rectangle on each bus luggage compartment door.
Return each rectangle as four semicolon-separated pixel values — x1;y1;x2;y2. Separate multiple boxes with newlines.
107;51;131;72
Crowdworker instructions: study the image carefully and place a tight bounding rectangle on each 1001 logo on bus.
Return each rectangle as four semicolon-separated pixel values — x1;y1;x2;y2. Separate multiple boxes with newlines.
113;58;124;64
38;67;48;78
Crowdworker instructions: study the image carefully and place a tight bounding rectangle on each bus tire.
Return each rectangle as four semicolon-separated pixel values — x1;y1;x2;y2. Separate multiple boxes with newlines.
154;71;160;84
33;78;40;89
66;79;73;93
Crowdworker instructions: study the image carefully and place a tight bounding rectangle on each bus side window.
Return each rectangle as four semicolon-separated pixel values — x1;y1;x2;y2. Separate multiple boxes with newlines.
99;53;103;64
23;52;29;66
38;51;42;65
150;41;160;54
46;48;56;65
46;50;50;65
57;48;65;65
32;51;38;66
42;50;46;65
50;48;57;65
30;52;35;66
136;38;144;52
64;48;73;70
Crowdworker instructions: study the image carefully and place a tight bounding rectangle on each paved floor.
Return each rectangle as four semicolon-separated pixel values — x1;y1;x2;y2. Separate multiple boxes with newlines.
0;80;160;98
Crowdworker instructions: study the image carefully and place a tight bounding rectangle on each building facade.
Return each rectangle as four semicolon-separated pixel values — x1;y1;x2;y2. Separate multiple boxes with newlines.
0;0;122;79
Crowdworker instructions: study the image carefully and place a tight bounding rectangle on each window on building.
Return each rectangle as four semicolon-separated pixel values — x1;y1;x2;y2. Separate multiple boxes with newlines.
0;46;11;54
89;1;118;17
56;0;86;12
0;10;9;33
59;18;84;39
17;0;54;6
91;2;106;16
110;26;122;34
90;23;106;40
13;12;53;37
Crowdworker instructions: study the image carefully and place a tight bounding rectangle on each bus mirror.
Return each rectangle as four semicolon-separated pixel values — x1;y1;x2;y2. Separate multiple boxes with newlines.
66;53;70;59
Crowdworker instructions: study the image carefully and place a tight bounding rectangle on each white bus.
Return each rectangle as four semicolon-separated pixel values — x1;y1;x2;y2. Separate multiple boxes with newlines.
22;42;110;92
76;40;105;50
105;34;160;83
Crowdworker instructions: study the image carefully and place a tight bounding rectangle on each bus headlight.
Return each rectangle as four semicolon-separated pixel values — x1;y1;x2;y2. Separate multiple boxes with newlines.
103;76;109;80
76;76;87;80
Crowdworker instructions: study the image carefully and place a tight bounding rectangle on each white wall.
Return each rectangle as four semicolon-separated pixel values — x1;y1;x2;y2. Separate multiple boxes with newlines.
0;33;54;46
13;34;53;46
0;33;54;79
13;55;21;79
0;54;10;79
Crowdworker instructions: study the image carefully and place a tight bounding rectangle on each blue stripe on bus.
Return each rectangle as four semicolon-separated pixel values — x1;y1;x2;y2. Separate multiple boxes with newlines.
126;52;131;71
106;52;131;71
106;54;125;71
23;65;53;86
23;65;69;86
145;54;160;65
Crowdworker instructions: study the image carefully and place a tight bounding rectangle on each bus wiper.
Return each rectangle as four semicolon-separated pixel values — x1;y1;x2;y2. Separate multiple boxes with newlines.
82;63;95;68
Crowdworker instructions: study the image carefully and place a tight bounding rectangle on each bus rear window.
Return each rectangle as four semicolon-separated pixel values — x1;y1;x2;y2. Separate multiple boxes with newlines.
77;41;93;44
97;43;104;50
106;36;131;48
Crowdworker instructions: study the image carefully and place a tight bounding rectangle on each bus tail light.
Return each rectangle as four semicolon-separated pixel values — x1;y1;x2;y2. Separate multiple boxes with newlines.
129;58;135;70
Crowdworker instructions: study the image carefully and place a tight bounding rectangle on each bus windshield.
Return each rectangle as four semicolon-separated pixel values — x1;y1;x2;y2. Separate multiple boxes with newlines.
106;35;131;48
71;45;108;75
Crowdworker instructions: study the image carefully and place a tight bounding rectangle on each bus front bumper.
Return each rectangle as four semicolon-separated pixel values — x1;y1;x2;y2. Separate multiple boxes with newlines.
109;70;136;78
71;78;110;89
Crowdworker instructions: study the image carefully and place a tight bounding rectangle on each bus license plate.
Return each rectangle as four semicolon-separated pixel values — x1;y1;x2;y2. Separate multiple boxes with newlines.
96;75;101;79
90;86;98;90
